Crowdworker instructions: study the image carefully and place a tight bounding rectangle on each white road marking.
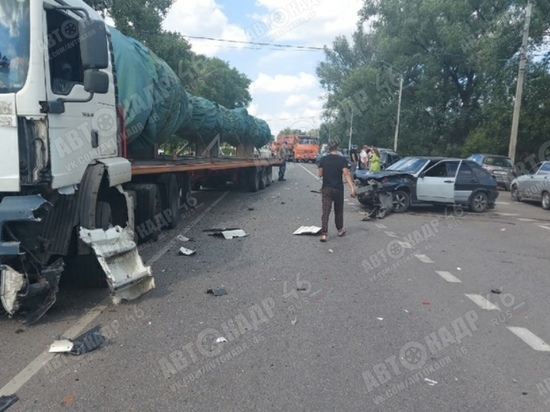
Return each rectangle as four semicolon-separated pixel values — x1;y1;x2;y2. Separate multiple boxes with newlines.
538;225;550;231
507;327;550;352
435;270;462;283
398;241;413;249
495;201;510;205
495;212;519;216
384;231;399;238
415;254;434;263
516;218;537;222
374;223;387;229
0;190;230;397
299;164;321;181
465;294;501;311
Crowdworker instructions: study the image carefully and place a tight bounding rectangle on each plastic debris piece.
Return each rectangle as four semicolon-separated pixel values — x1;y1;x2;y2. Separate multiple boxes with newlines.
71;325;106;355
501;228;506;231
377;317;383;321
216;337;228;343
49;339;74;353
0;394;19;412
328;249;334;253
424;378;437;385
297;287;307;291
177;235;190;242
179;247;196;256
207;288;227;297
422;301;431;306
248;207;254;211
63;396;74;404
457;267;462;271
293;226;322;235
491;288;502;294
291;318;298;325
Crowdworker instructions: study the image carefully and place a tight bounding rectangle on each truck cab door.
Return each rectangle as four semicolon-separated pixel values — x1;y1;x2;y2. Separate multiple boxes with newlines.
416;160;458;203
43;5;117;189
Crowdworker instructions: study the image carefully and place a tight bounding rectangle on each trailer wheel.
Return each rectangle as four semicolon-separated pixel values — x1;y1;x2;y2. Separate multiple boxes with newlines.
133;184;162;243
248;168;260;192
158;174;180;229
265;166;272;186
258;168;266;190
95;201;112;231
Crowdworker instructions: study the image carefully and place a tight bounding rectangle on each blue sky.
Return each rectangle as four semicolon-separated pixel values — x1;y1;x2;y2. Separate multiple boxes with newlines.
162;0;365;136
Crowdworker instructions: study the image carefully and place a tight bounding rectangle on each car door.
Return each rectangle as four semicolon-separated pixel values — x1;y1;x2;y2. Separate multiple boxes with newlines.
416;160;459;203
454;162;479;203
530;162;550;200
521;163;542;199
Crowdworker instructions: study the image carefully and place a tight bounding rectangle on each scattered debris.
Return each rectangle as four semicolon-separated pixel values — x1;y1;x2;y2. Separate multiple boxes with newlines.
424;378;438;386
248;207;255;211
328;249;334;253
291;318;298;325
297;287;307;291
512;379;518;383
376;317;383;321
281;202;286;205
457;267;462;271
178;247;196;256
207;229;248;239
176;235;190;242
310;190;320;194
207;288;227;297
49;325;105;356
491;288;502;294
216;337;228;343
293;226;322;235
0;395;19;412
62;396;74;404
204;227;240;232
422;301;431;306
501;228;506;231
522;392;528;395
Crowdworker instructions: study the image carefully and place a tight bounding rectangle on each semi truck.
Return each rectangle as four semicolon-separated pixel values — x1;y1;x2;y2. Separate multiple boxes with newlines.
0;0;280;323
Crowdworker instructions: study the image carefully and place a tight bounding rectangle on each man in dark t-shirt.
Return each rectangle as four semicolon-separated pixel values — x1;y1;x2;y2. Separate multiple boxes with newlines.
318;140;356;242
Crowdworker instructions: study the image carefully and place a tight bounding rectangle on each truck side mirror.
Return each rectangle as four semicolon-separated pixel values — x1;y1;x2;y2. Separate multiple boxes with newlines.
79;19;109;69
84;69;109;94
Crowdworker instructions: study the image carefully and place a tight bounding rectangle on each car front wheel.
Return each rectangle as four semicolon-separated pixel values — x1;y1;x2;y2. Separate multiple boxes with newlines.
542;191;550;210
393;190;410;213
469;191;488;213
511;185;522;202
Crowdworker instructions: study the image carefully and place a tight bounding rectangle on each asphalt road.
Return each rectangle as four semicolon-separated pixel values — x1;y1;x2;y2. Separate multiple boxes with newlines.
2;162;550;412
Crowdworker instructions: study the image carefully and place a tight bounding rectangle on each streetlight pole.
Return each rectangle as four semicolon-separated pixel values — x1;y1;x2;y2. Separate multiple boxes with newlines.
508;0;533;163
394;75;403;152
348;110;354;151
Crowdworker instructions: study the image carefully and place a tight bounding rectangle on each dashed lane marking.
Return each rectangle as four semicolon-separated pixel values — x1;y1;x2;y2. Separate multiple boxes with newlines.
507;327;550;352
538;225;550;231
435;270;462;283
465;294;501;311
415;254;434;263
299;164;321;181
495;201;511;205
516;218;537;222
384;231;399;238
495;212;519;216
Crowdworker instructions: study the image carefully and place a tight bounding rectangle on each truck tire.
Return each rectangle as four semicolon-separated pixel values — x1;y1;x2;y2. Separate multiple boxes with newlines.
258;168;266;190
95;201;112;231
133;184;162;242
248;168;260;192
158;174;180;229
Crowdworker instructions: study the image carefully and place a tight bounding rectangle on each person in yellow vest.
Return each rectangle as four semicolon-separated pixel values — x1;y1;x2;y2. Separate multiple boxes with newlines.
369;147;381;172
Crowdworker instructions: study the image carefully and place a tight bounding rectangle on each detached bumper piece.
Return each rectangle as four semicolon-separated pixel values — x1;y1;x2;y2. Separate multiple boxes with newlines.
79;226;155;305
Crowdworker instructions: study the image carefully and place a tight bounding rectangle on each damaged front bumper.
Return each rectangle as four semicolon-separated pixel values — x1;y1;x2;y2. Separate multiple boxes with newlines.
79;226;155;305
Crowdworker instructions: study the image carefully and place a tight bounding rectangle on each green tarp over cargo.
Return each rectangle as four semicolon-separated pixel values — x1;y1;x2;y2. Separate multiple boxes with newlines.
109;27;190;152
109;26;271;152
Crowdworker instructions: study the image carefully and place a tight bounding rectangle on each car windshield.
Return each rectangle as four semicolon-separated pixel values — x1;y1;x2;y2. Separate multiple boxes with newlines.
386;157;428;174
484;156;513;167
298;137;318;145
0;0;30;93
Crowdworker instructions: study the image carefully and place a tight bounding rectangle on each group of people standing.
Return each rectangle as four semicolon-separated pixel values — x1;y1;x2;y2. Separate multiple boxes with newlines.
349;144;380;174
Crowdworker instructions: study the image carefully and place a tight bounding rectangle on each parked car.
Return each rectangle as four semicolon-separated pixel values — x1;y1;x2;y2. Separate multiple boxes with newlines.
315;150;351;168
354;156;499;213
510;161;550;210
467;154;516;191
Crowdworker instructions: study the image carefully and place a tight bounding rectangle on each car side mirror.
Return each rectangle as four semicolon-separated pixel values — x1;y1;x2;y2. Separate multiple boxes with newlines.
419;172;425;178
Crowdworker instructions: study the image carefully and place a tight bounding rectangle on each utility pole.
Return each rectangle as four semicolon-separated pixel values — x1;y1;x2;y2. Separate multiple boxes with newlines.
394;75;404;152
508;0;533;163
348;110;354;151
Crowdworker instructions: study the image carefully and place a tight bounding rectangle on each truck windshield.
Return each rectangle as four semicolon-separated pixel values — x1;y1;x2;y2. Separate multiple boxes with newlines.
0;0;30;93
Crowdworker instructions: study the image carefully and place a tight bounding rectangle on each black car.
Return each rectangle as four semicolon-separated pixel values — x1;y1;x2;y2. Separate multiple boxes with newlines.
354;156;499;213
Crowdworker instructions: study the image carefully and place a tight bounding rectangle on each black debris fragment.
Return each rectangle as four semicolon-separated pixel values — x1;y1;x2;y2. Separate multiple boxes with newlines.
0;394;19;412
207;288;227;297
491;288;502;294
71;325;106;355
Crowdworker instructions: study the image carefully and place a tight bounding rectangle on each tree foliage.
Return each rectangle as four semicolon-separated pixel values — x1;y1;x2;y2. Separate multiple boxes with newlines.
317;0;550;161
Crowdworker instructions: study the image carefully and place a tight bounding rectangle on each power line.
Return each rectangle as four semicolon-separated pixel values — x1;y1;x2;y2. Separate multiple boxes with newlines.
182;34;325;51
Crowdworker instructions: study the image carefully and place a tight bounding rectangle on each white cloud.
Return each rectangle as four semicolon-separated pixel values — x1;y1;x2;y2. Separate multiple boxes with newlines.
163;0;248;56
250;72;317;94
247;102;259;116
284;94;309;107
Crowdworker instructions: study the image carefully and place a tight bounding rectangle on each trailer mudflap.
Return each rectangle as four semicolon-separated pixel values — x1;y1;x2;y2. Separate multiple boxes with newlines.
79;226;154;304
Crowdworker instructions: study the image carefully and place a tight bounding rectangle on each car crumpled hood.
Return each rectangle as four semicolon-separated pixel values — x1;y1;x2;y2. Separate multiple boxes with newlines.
355;170;413;181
